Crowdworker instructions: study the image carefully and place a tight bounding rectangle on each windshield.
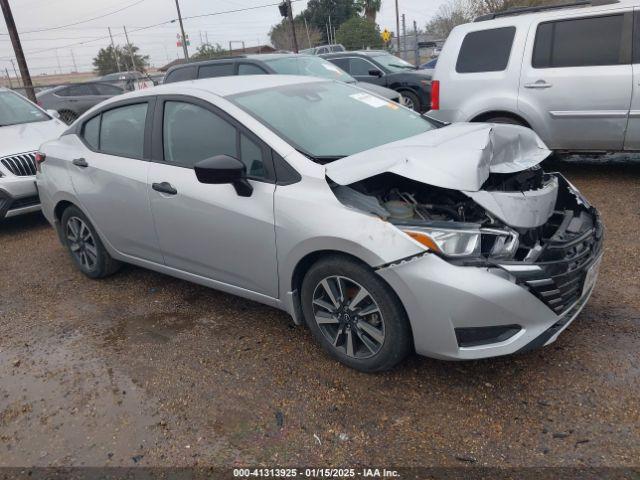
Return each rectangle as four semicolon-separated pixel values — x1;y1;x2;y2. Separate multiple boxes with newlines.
262;56;356;83
370;53;416;72
0;91;49;127
229;81;436;159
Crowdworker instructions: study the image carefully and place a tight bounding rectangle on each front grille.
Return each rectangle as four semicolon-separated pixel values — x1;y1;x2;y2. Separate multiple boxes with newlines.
500;209;604;316
1;152;37;176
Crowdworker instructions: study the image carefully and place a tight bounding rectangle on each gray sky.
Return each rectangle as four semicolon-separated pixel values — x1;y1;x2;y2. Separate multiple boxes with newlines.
0;0;446;76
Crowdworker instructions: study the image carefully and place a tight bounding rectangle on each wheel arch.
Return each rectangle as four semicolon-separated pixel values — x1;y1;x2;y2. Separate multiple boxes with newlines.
470;110;531;127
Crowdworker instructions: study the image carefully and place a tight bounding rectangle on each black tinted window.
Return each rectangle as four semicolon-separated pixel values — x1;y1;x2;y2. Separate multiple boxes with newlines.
350;58;375;76
58;84;94;96
240;133;266;178
533;15;625;68
198;63;234;78
165;66;196;83
329;58;350;71
93;84;123;95
100;103;147;158
456;27;515;73
238;63;267;75
83;115;100;150
163;101;237;169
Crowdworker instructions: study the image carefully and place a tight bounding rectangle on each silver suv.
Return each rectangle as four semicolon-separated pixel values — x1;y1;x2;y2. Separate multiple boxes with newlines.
428;0;639;152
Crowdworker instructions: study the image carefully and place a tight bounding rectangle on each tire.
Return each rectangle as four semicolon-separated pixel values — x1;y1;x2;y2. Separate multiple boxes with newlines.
60;206;121;279
58;110;78;125
400;90;421;112
300;255;412;372
481;115;526;126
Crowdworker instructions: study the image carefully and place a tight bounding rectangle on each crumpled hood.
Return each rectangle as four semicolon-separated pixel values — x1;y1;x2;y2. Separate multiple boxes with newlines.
325;123;551;192
0;119;66;157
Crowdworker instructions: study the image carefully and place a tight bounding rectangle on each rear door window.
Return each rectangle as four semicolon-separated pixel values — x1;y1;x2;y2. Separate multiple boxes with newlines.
238;63;267;75
329;58;350;71
99;103;148;158
455;26;516;73
82;115;100;150
165;66;196;83
198;63;235;79
533;14;627;68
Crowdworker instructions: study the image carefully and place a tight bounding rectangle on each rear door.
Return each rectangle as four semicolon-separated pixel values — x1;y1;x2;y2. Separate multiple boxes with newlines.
67;99;164;262
60;84;98;115
624;10;640;149
518;11;633;150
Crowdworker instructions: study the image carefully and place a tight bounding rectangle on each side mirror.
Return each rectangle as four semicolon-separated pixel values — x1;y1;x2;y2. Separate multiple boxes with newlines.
47;109;60;119
369;69;383;77
194;155;253;197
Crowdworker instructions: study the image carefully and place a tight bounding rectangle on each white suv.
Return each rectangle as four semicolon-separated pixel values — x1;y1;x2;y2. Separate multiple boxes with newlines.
0;88;66;219
428;0;640;152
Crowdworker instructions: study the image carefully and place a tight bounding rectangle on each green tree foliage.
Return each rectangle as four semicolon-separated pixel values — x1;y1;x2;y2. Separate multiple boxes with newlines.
191;43;229;60
302;0;360;43
92;44;149;75
335;16;383;50
357;0;381;22
270;18;323;51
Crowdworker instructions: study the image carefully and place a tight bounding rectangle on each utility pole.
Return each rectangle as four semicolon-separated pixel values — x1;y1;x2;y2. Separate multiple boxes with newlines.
108;27;121;72
395;0;401;56
413;20;419;66
55;49;62;74
174;0;189;60
5;67;12;88
70;49;78;72
0;0;35;102
9;58;19;86
401;14;407;60
287;0;299;53
123;26;137;71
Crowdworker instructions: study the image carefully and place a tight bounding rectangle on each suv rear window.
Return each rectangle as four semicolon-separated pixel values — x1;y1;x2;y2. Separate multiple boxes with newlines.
533;14;626;68
165;66;196;83
198;63;235;78
455;27;516;73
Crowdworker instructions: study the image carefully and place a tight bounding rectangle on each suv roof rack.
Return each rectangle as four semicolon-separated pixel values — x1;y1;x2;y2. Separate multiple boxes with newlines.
474;0;618;22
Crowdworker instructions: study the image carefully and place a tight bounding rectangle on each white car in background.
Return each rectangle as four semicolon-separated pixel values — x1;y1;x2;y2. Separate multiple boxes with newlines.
0;88;66;220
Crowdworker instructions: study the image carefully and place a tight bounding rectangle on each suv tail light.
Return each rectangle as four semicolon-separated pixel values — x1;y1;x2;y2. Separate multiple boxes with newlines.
430;80;440;110
35;152;46;173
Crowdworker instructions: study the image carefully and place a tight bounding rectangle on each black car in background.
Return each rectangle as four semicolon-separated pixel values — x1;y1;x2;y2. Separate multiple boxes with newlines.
163;53;404;105
36;82;124;124
321;51;432;112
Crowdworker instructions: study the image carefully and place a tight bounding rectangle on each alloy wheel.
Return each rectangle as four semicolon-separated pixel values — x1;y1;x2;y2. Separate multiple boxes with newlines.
312;275;386;359
66;216;98;271
402;96;415;110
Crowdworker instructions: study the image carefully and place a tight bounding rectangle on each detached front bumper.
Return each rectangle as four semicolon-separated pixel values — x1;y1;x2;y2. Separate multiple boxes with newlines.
377;252;600;360
0;176;40;219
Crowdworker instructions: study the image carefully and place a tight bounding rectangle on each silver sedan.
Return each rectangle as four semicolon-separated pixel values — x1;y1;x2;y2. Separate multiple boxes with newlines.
36;76;603;372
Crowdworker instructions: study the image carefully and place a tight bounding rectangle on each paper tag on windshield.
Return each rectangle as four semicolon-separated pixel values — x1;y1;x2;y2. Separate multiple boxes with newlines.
349;92;389;108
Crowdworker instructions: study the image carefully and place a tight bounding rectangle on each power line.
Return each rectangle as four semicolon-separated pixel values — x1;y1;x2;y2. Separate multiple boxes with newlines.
0;0;148;35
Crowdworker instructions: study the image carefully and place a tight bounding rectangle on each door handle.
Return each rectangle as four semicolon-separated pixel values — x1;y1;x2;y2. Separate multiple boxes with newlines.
524;80;552;89
72;157;88;168
152;182;178;195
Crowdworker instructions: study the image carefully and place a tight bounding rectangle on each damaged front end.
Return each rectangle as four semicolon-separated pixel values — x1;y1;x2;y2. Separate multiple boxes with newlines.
330;164;604;320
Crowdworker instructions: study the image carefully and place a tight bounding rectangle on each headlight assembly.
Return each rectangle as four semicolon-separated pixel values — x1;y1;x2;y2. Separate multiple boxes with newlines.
400;225;519;259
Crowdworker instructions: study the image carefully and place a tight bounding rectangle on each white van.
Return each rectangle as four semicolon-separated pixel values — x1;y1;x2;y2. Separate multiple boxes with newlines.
428;0;640;152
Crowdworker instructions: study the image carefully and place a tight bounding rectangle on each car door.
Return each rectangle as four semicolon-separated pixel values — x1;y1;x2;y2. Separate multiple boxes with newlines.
347;57;387;86
147;95;279;297
624;9;640;149
63;84;99;115
91;83;124;104
67;99;164;263
518;11;633;150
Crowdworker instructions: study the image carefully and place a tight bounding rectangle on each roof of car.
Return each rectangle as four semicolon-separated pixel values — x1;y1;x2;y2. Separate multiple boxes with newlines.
167;53;316;71
98;74;325;106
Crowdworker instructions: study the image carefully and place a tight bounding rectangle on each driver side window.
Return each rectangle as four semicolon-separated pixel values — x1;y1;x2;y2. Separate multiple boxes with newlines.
350;58;376;76
162;101;268;179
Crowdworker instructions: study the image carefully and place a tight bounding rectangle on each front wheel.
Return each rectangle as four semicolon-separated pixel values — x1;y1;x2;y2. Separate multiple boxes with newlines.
400;91;421;112
301;256;412;372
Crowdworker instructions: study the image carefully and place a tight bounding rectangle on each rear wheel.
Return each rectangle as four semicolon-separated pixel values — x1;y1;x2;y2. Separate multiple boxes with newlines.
301;256;411;372
400;91;421;112
61;206;120;278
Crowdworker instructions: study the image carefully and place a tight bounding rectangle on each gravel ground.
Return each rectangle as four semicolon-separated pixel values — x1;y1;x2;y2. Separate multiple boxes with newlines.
0;161;638;469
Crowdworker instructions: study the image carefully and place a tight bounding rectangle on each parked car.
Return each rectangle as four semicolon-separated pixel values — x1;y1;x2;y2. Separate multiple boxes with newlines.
428;0;638;152
322;50;432;111
419;57;438;76
0;88;66;220
99;71;155;92
164;53;404;105
300;44;346;55
36;82;125;124
36;76;603;372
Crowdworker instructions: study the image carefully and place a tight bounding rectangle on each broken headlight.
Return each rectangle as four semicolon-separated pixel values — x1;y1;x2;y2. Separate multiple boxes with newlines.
400;225;519;259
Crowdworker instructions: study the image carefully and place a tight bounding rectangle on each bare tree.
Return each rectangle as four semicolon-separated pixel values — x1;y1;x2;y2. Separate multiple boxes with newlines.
270;19;323;51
